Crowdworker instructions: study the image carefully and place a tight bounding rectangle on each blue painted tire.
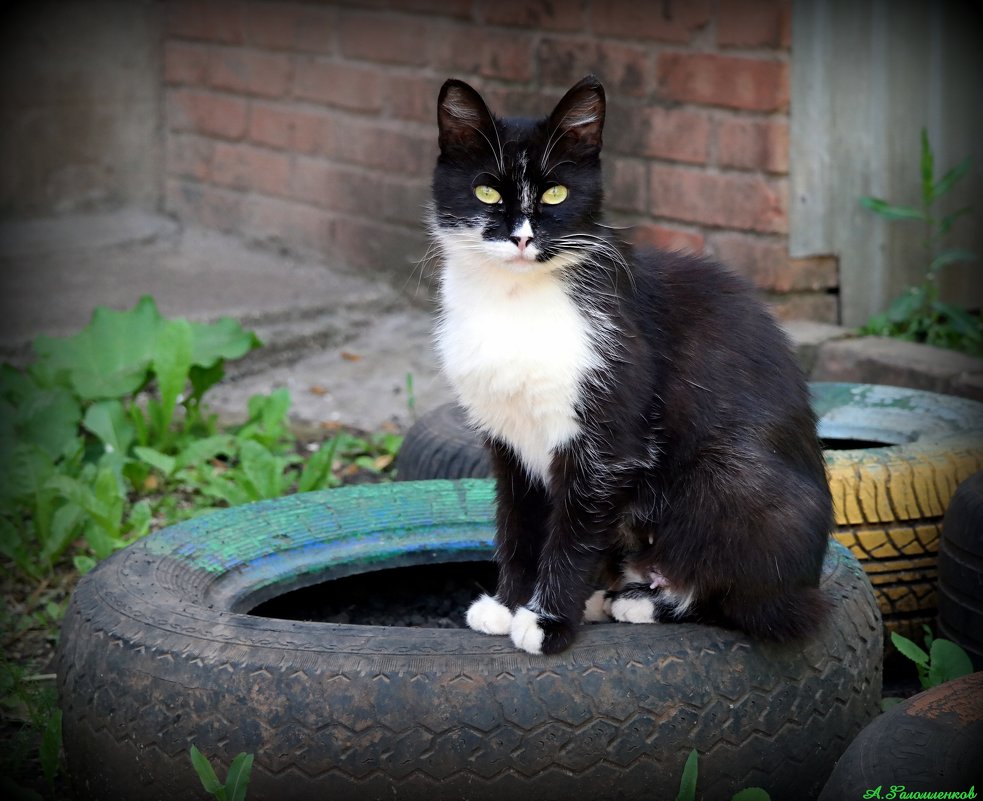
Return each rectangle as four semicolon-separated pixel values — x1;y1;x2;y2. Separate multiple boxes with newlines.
58;480;881;800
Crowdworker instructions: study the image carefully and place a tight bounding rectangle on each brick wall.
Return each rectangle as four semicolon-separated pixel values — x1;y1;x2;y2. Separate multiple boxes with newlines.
162;0;839;322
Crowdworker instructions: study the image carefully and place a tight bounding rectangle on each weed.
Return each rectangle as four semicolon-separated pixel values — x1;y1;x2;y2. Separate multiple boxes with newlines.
190;745;253;801
859;128;980;355
675;749;771;801
882;626;973;710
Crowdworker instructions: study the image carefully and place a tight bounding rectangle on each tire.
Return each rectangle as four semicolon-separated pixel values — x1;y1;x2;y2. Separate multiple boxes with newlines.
58;481;882;801
818;671;983;800
395;384;983;638
938;471;983;668
396;402;490;481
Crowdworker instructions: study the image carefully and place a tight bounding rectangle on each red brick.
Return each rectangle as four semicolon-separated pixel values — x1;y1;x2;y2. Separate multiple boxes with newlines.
210;142;291;196
432;26;535;81
767;292;839;323
386;74;444;123
592;0;710;42
293;60;383;112
649;165;787;233
658;53;789;112
165;1;245;44
248;103;336;155
538;38;651;97
243;194;335;254
717;0;791;49
242;2;335;53
166;132;214;181
605;157;647;213
163;41;210;85
167;88;248;140
208;48;292;98
336;122;438;177
631;223;705;254
709;232;836;292
479;0;585;31
339;11;430;66
165;178;244;231
393;0;472;17
639;107;711;164
716;116;788;173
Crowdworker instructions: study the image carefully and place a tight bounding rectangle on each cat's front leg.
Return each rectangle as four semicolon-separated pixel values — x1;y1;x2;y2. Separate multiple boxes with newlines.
467;439;550;637
510;452;621;654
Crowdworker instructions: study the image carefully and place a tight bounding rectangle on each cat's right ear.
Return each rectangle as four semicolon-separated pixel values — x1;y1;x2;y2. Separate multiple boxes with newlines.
437;79;496;155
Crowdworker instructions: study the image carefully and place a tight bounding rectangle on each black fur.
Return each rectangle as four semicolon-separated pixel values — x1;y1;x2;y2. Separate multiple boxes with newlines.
432;76;833;654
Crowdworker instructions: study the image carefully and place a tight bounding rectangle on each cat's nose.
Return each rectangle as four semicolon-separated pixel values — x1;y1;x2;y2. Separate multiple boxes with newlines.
509;235;533;252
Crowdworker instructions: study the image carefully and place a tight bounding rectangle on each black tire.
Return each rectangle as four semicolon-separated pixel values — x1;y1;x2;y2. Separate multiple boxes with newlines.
818;671;983;800
395;384;983;639
396;403;490;480
938;471;983;669
58;481;882;801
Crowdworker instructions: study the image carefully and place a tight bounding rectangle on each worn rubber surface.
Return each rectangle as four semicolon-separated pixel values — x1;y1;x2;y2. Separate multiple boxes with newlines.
396;384;983;638
819;671;983;800
938;471;983;668
58;481;882;801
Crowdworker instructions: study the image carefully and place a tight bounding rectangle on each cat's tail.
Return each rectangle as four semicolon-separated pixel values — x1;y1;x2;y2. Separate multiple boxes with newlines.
719;585;831;643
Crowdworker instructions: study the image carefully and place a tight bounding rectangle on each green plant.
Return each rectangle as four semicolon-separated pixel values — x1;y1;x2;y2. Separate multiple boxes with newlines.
859;128;980;355
882;626;973;710
189;745;253;801
0;657;62;794
675;749;771;801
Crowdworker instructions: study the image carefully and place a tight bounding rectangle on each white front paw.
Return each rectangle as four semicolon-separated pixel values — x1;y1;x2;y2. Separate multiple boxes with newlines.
466;594;513;635
610;595;657;624
510;606;545;654
583;590;611;623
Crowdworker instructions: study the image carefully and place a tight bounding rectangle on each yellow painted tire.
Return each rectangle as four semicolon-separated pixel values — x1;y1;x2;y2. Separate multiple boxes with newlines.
815;383;983;638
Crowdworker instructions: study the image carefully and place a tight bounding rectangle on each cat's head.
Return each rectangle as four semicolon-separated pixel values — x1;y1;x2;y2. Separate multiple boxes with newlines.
431;75;606;275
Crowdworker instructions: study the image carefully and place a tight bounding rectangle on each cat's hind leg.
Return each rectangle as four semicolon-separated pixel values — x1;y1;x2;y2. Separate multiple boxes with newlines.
608;581;696;624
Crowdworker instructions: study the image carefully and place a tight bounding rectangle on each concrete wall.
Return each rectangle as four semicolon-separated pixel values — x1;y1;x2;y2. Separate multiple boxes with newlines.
160;0;835;320
0;1;163;217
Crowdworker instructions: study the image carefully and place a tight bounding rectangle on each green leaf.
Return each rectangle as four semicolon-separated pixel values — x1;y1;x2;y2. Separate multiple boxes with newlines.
933;155;972;200
1;380;82;460
189;361;225;405
190;318;261;368
134;446;177;477
732;789;771;801
83;400;136;457
297;437;340;493
239;440;285;500
885;287;927;324
226;752;254;801
675;749;698;801
127;499;153;539
928;638;974;687
859;196;925;221
189;745;224;796
72;555;97;575
33;296;163;400
41;503;85;565
928;249;976;276
933;303;982;342
939;206;973;235
152;318;194;441
920;128;934;206
39;707;62;787
891;630;930;667
175;435;237;469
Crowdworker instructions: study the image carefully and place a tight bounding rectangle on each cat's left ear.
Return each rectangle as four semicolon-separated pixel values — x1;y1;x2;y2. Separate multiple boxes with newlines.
437;79;497;156
547;75;605;155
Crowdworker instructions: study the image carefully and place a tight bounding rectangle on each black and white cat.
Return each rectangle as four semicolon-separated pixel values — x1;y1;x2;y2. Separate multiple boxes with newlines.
430;75;833;655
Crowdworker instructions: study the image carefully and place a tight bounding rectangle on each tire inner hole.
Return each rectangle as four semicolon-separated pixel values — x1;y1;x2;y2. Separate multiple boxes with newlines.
249;561;498;628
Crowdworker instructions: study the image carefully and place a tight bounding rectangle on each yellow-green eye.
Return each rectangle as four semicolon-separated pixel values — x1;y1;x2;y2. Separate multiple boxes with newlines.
541;185;568;205
474;185;502;204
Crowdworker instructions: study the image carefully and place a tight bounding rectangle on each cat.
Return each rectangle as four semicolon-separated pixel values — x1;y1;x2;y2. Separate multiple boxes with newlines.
429;75;833;655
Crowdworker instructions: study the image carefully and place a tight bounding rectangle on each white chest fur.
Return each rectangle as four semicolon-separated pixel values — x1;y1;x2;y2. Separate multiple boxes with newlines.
436;256;601;484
